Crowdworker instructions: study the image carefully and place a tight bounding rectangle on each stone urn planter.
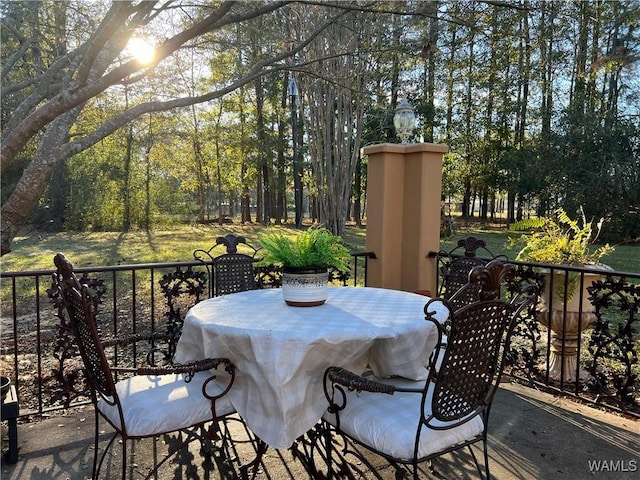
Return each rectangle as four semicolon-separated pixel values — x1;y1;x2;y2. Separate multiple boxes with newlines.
536;269;607;381
282;266;329;307
509;208;614;382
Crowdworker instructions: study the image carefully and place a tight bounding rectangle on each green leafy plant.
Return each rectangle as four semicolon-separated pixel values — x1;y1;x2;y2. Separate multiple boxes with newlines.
258;227;351;271
509;207;613;266
509;207;614;300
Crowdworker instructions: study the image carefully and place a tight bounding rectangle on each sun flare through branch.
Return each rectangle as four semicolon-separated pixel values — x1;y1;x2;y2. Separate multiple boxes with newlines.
126;37;155;65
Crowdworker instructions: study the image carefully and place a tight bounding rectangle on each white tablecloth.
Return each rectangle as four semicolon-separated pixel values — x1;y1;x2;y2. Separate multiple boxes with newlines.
173;286;448;448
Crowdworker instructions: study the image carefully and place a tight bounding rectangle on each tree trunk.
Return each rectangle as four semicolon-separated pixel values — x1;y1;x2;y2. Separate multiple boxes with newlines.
353;154;363;227
517;3;531;147
421;0;439;142
123;123;133;231
275;79;288;225
1;107;81;255
255;76;269;224
540;1;554;142
0;2;299;254
238;88;252;224
571;0;590;114
297;7;370;236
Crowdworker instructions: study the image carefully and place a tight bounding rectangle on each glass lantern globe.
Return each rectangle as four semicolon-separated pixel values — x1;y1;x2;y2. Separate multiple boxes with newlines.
393;98;416;144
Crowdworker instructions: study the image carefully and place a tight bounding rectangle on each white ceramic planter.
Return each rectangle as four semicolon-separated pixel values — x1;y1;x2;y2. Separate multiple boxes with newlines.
282;267;328;307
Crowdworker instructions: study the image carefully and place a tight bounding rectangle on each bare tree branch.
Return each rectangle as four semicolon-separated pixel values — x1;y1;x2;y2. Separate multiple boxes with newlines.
65;5;335;158
0;0;337;254
1;1;291;168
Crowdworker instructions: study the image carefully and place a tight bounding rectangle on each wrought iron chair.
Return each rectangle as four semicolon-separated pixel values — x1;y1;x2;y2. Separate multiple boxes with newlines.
52;253;236;480
194;233;281;295
322;260;535;480
158;235;280;359
434;236;508;310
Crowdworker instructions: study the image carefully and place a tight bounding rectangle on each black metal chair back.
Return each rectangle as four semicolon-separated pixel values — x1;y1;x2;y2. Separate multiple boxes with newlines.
158;235;273;356
435;236;508;310
428;261;519;425
194;234;261;296
52;253;117;403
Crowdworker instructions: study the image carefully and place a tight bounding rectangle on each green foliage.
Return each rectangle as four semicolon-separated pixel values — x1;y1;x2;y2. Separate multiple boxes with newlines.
258;227;351;270
561;118;639;243
509;207;614;266
510;209;616;301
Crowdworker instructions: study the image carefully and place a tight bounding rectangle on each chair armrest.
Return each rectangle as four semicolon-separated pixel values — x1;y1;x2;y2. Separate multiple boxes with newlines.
102;331;174;367
323;367;395;416
325;367;395;394
112;357;234;383
101;331;169;348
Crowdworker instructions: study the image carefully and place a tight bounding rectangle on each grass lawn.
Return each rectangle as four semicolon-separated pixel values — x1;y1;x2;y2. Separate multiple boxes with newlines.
1;220;637;274
1;223;367;272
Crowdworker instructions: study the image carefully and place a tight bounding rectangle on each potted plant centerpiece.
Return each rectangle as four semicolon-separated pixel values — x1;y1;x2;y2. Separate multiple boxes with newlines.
509;207;613;380
258;227;351;306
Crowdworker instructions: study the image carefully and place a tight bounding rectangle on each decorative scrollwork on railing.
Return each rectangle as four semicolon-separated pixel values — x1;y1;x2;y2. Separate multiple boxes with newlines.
47;273;107;407
158;267;207;358
504;265;545;379
502;265;639;415
256;264;283;289
329;266;351;286
587;275;640;410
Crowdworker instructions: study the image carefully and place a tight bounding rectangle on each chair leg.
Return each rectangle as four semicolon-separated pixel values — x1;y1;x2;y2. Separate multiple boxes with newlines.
467;441;490;480
324;423;333;480
239;438;268;480
92;410;99;479
96;432;119;479
122;436;128;479
483;439;491;480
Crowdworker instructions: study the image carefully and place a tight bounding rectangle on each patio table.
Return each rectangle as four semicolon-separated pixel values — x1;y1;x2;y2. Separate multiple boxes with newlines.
173;286;448;449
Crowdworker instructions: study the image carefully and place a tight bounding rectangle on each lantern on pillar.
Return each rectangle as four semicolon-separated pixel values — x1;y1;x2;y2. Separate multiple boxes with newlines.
289;76;303;228
393;98;416;144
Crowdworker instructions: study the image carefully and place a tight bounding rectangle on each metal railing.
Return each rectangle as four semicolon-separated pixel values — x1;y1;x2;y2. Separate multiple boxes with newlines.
508;260;639;417
0;253;375;419
431;250;640;418
1;250;638;419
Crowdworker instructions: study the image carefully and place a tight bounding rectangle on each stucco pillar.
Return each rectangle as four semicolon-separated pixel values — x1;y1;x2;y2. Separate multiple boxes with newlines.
364;142;448;295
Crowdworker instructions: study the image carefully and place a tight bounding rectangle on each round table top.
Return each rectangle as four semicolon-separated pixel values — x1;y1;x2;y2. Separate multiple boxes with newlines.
174;286;448;448
184;286;447;340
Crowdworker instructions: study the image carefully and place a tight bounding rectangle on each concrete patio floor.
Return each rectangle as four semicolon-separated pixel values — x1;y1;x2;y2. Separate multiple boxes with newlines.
2;382;638;479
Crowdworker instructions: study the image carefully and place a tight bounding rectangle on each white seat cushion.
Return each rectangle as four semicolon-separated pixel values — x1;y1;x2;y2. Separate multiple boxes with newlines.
322;377;483;461
98;371;235;437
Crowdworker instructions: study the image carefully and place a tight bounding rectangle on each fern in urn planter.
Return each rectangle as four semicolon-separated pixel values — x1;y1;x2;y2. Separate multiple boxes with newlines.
510;208;612;267
509;208;614;382
509;207;613;307
258;228;351;306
